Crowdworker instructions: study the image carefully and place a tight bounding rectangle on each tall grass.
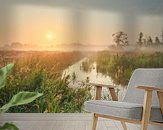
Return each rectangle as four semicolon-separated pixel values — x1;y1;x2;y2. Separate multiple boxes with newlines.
0;51;91;113
96;51;163;86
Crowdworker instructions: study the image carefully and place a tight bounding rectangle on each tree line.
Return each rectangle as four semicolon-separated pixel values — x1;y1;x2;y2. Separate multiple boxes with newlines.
112;30;163;47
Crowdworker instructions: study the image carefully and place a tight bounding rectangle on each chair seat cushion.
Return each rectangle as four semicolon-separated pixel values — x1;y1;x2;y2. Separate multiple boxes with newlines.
84;100;163;122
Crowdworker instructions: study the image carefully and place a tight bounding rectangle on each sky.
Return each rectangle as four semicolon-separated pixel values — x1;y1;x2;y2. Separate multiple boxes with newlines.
0;0;163;47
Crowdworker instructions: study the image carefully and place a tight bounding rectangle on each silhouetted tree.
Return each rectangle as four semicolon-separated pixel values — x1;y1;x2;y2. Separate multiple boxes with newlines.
137;32;143;46
155;37;161;45
147;36;153;46
112;32;129;47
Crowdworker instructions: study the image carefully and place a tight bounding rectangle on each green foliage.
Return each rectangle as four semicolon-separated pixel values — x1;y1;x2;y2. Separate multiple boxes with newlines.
0;123;19;130
0;64;43;130
0;52;91;113
0;92;43;113
71;72;76;84
81;58;94;73
0;64;43;113
0;64;14;89
96;52;163;86
82;61;92;72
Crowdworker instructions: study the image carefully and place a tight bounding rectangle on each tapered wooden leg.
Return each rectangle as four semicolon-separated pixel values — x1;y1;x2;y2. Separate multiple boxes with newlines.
95;86;102;100
141;90;152;130
92;113;98;130
157;91;163;114
121;121;127;130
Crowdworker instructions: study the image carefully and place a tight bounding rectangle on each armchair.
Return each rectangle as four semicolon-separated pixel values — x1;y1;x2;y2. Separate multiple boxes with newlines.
84;69;163;130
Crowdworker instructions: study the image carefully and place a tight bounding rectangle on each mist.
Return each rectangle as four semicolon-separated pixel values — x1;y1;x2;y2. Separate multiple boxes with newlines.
0;0;163;46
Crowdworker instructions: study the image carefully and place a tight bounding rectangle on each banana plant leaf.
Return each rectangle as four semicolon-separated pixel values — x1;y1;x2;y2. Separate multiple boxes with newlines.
0;64;14;89
0;91;43;113
0;123;19;130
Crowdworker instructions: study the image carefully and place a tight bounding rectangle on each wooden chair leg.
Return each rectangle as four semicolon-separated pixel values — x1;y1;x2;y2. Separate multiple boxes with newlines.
92;113;98;130
141;90;152;130
157;91;163;114
121;121;127;130
95;86;102;100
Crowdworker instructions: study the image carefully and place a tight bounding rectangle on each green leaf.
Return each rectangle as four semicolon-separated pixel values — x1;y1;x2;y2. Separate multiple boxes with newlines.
0;123;19;130
0;64;14;89
0;91;43;113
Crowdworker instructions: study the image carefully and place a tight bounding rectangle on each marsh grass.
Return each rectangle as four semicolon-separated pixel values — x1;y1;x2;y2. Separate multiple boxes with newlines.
96;51;163;86
0;51;91;113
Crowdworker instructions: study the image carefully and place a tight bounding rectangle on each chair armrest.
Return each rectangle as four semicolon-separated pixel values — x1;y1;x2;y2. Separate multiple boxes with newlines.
89;83;116;88
89;83;118;101
136;86;163;92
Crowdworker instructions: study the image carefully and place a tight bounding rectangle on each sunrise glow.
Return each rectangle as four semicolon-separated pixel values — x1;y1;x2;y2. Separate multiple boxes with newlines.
46;32;54;41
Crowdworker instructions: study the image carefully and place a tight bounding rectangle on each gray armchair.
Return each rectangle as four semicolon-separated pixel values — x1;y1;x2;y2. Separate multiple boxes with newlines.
84;68;163;130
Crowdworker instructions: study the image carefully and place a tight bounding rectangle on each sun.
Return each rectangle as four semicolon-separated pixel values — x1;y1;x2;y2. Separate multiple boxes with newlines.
46;32;54;40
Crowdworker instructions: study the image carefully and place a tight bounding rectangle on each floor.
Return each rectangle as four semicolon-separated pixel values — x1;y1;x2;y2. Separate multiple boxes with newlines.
0;113;140;130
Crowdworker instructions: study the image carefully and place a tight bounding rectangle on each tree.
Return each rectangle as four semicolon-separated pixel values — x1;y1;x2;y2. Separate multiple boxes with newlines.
137;32;143;46
155;37;161;45
112;32;129;47
147;36;153;46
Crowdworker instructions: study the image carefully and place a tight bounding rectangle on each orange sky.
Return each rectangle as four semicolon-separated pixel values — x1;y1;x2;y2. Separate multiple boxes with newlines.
1;3;163;47
2;5;125;46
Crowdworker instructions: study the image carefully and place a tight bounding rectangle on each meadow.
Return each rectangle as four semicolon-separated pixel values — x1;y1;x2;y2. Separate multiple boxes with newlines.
83;51;163;86
1;50;163;113
0;51;91;113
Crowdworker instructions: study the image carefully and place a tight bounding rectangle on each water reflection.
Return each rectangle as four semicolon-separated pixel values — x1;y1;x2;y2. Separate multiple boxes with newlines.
63;58;127;100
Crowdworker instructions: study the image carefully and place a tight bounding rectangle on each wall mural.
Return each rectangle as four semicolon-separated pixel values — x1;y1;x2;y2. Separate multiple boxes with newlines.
0;0;163;113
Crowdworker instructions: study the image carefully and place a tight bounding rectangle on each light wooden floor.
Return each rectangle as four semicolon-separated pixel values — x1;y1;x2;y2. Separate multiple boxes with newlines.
0;113;140;130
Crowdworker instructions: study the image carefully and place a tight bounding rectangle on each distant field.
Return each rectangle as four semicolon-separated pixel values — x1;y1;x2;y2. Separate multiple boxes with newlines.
0;51;86;68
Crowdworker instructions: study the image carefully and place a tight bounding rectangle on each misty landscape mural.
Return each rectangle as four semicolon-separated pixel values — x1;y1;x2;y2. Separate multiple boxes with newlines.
1;0;163;113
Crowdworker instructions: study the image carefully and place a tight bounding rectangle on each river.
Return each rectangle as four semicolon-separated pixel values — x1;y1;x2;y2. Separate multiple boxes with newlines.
62;58;127;100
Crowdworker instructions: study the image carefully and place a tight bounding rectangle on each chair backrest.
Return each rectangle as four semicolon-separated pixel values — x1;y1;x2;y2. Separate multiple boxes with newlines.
123;68;163;107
